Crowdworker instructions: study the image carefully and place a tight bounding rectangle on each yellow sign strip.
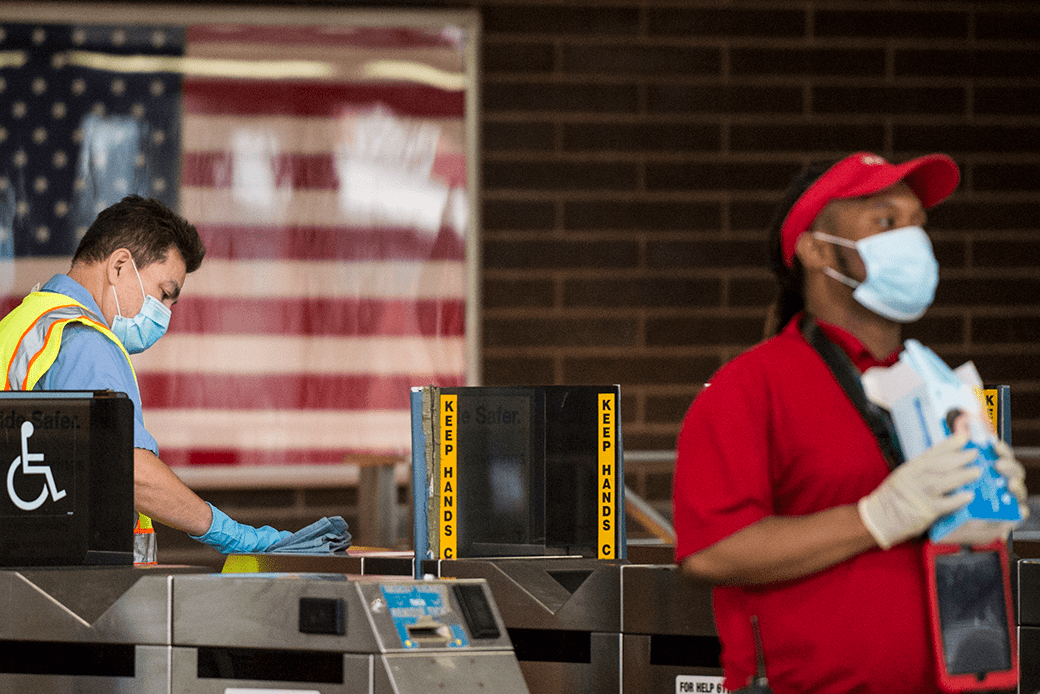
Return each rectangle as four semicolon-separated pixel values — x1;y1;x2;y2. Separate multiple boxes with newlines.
982;388;999;437
440;394;458;559
598;393;616;560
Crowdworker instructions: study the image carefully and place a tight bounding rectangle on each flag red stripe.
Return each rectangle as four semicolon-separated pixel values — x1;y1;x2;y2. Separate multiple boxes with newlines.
183;79;465;119
182;151;466;190
138;373;464;410
167;297;465;337
160;447;387;467
195;224;465;262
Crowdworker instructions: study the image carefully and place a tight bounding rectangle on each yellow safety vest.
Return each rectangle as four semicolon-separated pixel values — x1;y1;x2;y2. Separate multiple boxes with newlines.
0;291;151;537
0;290;135;391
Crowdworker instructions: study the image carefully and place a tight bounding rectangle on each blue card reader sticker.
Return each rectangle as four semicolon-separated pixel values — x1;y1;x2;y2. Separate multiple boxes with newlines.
380;584;469;649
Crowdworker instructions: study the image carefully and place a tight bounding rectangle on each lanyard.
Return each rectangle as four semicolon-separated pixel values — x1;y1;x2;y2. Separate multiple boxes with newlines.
799;314;905;470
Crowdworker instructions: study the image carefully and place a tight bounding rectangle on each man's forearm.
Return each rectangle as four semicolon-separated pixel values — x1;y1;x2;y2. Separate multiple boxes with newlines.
133;448;212;535
680;505;879;585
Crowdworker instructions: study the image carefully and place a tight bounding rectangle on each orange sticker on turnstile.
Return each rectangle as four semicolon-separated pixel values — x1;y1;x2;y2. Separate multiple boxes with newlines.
440;394;457;559
598;393;616;559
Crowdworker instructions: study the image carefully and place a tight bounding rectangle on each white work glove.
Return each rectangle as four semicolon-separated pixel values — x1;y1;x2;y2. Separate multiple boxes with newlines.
993;439;1029;512
858;429;980;549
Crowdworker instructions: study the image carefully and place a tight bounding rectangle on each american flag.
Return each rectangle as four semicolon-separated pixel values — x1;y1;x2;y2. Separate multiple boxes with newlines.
0;18;472;467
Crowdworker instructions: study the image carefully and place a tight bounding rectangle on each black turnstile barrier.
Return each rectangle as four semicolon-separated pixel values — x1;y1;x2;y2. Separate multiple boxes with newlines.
0;565;528;694
1;391;134;566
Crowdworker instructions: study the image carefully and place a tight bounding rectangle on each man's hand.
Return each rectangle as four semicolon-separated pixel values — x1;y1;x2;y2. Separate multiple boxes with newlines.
190;502;292;554
858;427;979;549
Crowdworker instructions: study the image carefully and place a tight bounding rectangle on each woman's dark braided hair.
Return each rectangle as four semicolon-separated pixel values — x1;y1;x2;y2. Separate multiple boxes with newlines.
764;162;833;337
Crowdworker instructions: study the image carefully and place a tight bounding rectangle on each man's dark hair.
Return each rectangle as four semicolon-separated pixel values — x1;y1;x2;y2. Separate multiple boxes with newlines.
72;195;206;273
764;163;833;337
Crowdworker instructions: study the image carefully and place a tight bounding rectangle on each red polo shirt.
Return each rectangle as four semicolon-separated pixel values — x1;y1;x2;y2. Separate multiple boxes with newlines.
673;315;937;694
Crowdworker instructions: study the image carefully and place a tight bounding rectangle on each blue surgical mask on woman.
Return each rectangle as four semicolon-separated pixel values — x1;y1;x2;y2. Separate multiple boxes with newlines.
110;257;171;354
811;225;939;323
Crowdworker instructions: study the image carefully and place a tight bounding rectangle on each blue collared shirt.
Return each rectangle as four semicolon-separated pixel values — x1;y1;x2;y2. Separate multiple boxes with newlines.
34;274;159;455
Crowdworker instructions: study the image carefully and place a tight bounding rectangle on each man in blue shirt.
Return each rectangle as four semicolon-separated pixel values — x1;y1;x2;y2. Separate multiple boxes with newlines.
1;195;289;554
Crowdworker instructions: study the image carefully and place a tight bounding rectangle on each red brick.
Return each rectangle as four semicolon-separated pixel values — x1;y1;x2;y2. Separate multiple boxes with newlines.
646;316;766;347
812;86;965;116
483;41;555;74
483;356;556;386
648;7;805;38
936;279;1040;308
901;316;966;346
645;393;702;424
647;84;803;115
730;200;784;231
484;239;640;270
815;10;968;39
484;81;639;113
647;239;767;269
976;87;1040;117
483;5;640;35
731;47;885;76
972;241;1040;269
973;163;1040;192
563;122;721;153
563;277;722;308
484;316;638;348
484;121;555;152
729;278;781;308
895;124;1040;155
972;316;1040;345
564;200;722;231
730;124;885;153
895;49;1040;79
647;162;802;192
483;277;556;309
977;10;1040;41
561;44;720;76
484;159;638;191
954;352;1040;383
482;200;555;231
563;355;722;387
928;201;1040;231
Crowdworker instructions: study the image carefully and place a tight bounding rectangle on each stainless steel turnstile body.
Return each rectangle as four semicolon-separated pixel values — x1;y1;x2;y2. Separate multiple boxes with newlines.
0;566;528;693
425;557;722;694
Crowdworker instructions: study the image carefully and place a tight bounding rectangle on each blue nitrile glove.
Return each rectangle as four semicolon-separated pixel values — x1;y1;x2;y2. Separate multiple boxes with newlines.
190;502;292;554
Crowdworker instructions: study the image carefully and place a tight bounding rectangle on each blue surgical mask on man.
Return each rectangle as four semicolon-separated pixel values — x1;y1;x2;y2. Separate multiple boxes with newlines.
811;225;939;323
110;257;171;354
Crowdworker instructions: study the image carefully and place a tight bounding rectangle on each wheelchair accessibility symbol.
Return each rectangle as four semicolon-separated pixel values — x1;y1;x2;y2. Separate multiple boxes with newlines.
6;421;67;511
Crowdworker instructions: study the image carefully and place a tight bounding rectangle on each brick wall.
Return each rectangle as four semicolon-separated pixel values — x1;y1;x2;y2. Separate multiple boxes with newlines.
470;0;1040;471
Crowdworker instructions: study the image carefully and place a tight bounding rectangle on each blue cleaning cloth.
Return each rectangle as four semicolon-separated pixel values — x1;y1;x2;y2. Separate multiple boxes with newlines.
266;516;352;554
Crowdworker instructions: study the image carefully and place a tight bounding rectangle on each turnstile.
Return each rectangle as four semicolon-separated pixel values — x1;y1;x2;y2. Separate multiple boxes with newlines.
424;557;722;694
0;565;528;693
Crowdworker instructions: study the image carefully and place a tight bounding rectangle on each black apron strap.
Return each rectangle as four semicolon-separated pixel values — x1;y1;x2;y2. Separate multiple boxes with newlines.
799;314;905;469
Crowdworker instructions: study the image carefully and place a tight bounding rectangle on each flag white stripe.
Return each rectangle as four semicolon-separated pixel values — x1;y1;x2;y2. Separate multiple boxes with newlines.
131;334;464;376
1;258;465;301
147;408;411;451
182;182;459;235
188;259;464;300
184;114;464;155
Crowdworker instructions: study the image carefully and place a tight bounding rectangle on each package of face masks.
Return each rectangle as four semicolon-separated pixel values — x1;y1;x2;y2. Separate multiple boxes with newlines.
861;340;1022;545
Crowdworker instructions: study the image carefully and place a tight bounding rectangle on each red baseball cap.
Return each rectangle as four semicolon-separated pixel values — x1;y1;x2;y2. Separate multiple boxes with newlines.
780;152;960;267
